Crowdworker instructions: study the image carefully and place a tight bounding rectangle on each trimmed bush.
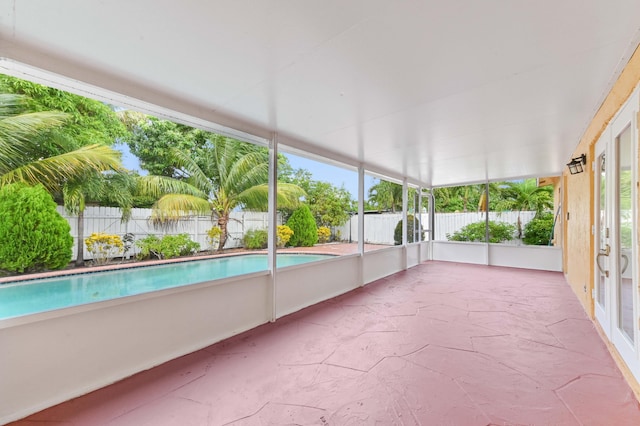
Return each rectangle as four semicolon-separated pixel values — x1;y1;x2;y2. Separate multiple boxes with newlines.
317;226;331;244
243;229;268;249
523;212;554;245
447;220;516;243
394;214;423;245
0;184;73;273
286;205;318;247
136;234;200;259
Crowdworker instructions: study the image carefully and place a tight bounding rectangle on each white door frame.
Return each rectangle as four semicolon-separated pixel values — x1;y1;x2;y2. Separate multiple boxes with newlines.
594;87;640;380
594;130;612;336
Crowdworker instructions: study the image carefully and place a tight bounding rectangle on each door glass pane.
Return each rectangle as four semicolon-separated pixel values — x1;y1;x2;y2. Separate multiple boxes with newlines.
617;125;634;341
598;154;606;308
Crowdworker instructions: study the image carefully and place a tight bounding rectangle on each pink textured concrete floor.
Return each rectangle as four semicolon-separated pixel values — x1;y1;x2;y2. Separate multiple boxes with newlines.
10;261;640;425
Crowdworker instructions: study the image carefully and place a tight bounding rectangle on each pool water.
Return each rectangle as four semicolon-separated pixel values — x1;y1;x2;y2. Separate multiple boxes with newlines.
0;254;332;320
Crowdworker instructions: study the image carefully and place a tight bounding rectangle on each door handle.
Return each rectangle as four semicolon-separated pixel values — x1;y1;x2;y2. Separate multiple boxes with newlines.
621;254;629;275
596;244;610;277
596;253;609;277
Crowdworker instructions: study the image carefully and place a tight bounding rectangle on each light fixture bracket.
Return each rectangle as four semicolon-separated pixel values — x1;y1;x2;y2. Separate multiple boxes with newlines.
567;153;587;175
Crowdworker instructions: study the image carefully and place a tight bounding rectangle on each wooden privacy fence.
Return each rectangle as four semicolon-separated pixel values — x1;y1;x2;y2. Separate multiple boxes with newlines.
61;207;539;260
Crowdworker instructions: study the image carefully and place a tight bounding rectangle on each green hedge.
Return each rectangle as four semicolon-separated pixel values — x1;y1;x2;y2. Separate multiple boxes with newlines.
523;212;554;245
447;220;516;243
0;184;73;273
136;234;200;259
286;205;318;247
243;229;268;249
394;214;423;245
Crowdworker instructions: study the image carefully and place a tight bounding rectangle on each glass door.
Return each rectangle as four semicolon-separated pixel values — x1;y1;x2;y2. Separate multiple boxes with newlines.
595;94;639;379
594;136;611;335
612;122;636;358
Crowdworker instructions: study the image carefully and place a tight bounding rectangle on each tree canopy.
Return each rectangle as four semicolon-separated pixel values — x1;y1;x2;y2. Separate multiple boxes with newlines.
367;180;403;212
281;168;355;228
123;116;211;177
0;93;123;193
434;180;553;214
0;75;128;147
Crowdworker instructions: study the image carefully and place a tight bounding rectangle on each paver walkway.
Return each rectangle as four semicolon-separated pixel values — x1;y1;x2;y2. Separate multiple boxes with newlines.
11;261;640;425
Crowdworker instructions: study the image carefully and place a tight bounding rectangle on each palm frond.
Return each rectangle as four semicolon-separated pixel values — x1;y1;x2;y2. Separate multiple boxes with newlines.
169;148;211;192
0;94;28;117
235;184;269;210
224;150;267;185
1;144;122;192
137;175;207;199
276;183;306;208
0;111;70;170
150;194;211;226
62;183;86;215
237;183;305;210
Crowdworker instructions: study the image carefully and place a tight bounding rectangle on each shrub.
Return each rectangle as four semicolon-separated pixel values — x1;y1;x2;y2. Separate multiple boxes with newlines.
121;233;135;260
0;184;73;273
393;215;423;245
85;232;124;265
159;234;200;259
136;235;161;260
136;234;200;259
447;220;516;243
206;226;222;252
243;229;268;249
286;205;318;247
317;226;330;244
523;212;554;245
277;225;294;248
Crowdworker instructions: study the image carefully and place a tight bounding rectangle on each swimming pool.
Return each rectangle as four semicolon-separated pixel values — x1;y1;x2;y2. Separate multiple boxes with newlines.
0;254;332;320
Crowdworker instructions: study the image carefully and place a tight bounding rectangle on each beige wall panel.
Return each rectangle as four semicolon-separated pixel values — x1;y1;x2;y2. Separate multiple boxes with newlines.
564;167;592;310
564;45;640;314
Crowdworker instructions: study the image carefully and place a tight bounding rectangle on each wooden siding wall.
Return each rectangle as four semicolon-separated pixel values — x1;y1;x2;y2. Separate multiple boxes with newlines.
563;44;640;397
564;44;640;314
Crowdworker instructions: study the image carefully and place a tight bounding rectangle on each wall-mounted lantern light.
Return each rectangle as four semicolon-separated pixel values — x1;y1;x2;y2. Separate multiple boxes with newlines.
566;154;587;175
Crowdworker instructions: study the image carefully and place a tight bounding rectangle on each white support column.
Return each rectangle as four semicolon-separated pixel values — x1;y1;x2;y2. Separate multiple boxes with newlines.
428;188;435;261
268;134;278;321
402;178;408;270
358;165;365;286
358;165;365;255
484;181;490;265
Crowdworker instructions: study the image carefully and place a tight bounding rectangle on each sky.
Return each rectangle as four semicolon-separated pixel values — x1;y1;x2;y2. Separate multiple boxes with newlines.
115;143;376;199
284;153;377;198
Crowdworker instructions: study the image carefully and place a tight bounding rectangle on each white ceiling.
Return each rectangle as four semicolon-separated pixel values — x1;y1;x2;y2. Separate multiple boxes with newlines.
1;1;639;187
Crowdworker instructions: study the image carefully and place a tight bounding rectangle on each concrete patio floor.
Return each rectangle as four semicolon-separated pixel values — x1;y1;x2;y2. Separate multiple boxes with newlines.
10;261;640;425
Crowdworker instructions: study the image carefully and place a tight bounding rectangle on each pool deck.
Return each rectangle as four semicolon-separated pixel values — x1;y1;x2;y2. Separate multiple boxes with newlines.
8;259;640;425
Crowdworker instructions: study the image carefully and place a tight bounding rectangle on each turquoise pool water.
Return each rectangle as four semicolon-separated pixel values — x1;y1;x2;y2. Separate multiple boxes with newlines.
0;254;332;320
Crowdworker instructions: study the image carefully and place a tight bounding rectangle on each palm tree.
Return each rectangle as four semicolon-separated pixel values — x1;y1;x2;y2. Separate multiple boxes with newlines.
147;138;304;251
1;93;133;266
368;180;403;212
434;185;484;213
63;171;138;266
495;179;553;238
0;94;123;191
